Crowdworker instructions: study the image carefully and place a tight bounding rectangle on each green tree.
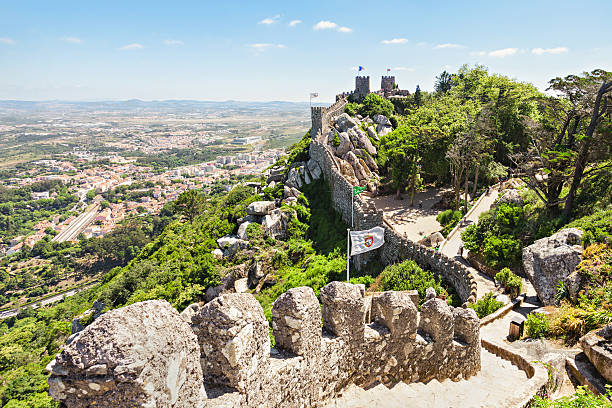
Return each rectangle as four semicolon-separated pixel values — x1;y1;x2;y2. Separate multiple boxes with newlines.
174;190;205;223
359;93;394;119
378;126;420;200
434;71;452;94
414;85;423;107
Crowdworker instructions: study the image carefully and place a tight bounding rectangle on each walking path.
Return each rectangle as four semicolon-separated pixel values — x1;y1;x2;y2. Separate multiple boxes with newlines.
439;186;501;299
325;347;530;408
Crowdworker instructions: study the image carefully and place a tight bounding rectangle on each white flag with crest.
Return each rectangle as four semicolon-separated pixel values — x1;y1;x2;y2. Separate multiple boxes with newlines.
350;226;385;255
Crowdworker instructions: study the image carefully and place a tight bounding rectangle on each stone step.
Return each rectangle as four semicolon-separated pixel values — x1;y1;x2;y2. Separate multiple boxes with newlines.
325;348;529;408
566;352;609;395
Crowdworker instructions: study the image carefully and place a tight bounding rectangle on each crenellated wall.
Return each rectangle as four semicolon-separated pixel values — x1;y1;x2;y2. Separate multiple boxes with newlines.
309;100;478;305
196;283;480;407
310;98;348;139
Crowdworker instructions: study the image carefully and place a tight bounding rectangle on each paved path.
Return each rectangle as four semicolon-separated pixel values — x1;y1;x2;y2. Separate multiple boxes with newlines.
325;348;529;408
439;187;501;299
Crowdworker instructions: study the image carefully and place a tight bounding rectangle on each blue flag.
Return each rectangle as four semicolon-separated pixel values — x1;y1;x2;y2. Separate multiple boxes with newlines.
358;66;364;71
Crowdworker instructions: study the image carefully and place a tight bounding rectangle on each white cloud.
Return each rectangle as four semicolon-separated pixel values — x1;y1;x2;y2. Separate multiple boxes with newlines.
249;43;286;50
382;38;408;45
0;37;15;45
258;14;280;25
164;39;184;46
61;36;82;44
469;50;486;56
435;43;465;49
313;20;352;33
488;47;518;57
394;67;415;71
532;47;568;55
119;43;144;50
288;19;302;27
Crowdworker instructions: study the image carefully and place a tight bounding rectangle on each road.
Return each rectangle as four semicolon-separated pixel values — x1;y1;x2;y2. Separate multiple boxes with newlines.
53;203;100;242
0;281;97;319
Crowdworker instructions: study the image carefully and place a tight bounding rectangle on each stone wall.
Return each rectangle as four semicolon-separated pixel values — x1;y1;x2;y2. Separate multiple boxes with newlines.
355;76;370;100
310;98;347;139
309;100;478;305
48;284;480;408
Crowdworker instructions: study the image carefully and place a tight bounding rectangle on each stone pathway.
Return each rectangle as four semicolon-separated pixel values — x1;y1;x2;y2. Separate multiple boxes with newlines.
324;347;530;408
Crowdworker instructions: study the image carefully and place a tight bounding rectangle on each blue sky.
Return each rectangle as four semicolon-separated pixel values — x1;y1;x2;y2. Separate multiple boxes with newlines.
1;0;610;102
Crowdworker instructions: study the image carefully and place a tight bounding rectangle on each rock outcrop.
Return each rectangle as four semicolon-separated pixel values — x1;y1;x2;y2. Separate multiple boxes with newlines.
47;300;203;408
522;228;584;305
580;324;612;383
495;189;524;207
247;201;275;216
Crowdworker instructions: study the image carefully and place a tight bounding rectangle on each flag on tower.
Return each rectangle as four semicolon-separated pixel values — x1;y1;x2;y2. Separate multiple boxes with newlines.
350;226;385;255
310;92;318;98
387;68;391;72
358;66;364;72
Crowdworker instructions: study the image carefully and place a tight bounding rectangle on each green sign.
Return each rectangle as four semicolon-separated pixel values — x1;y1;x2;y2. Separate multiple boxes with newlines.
353;186;365;196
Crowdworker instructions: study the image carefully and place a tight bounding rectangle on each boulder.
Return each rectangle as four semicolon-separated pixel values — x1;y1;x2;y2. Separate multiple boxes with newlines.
47;300;203;407
580;324;612;383
246;201;275;216
267;180;276;190
285;167;303;189
335;113;358;132
212;248;224;259
329;130;354;157
425;287;437;301
337;158;359;186
366;126;379;141
303;167;312;185
307;159;322;180
237;221;252;240
354;149;379;173
266;166;284;184
522;228;584;305
496;189;524;207
248;261;265;287
376;123;392;137
234;278;249;293
372;114;391;126
283;185;300;199
217;236;249;258
564;271;585;303
348;127;377;156
262;210;289;240
343;151;369;182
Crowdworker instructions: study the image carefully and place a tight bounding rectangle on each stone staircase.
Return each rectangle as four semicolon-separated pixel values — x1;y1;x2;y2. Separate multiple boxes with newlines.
325;348;530;408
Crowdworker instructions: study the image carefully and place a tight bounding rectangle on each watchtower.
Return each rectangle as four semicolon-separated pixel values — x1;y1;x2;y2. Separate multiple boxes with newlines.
381;76;395;92
355;76;370;100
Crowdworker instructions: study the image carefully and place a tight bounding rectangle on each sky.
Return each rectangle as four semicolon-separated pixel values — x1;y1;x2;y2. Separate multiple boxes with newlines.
1;0;611;102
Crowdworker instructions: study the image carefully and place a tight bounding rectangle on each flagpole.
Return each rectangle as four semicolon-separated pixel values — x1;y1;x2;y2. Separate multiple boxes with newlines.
346;228;350;282
351;193;354;228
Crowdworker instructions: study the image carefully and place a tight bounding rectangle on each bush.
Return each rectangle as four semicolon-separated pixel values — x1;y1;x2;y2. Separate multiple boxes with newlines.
359;93;394;119
495;267;522;298
468;292;504;318
482;234;522;269
379;260;447;307
565;208;612;246
349;275;375;287
530;385;612;407
437;209;462;237
344;102;361;116
525;313;550;338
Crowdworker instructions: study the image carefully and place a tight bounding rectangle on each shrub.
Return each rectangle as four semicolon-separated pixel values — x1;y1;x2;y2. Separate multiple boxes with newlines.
482;234;522;269
359;93;394;119
344;102;361;116
530;385;612;407
379;260;445;307
437;209;462;237
565;208;612;246
331;132;340;147
495;267;522;298
349;275;375;288
495;267;511;285
468;292;504;318
525;313;550;338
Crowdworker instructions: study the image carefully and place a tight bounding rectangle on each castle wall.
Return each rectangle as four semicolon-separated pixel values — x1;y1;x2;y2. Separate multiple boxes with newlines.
381;75;395;92
198;283;480;407
355;76;370;100
309;100;478;305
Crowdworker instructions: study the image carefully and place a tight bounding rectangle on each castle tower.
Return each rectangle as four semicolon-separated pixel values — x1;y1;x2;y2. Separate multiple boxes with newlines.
355;76;370;100
381;76;395;92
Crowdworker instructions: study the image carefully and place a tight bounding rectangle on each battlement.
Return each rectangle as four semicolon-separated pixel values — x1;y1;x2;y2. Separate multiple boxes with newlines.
197;282;480;406
355;76;370;100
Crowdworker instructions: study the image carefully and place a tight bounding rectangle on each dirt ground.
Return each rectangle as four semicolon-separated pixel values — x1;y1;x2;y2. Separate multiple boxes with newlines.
364;187;452;242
